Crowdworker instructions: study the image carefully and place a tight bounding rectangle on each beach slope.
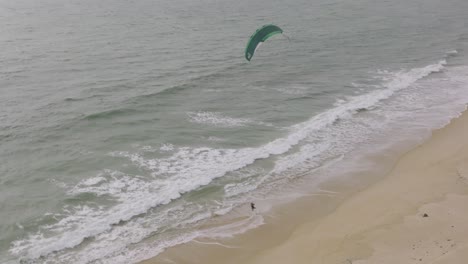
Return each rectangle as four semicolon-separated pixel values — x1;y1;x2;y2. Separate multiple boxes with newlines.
245;109;468;264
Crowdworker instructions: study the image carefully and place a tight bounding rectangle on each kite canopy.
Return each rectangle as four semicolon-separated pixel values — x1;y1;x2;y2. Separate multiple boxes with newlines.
245;24;283;61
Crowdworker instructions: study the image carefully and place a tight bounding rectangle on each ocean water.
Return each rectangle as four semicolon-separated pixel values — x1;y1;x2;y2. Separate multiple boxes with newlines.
1;0;468;263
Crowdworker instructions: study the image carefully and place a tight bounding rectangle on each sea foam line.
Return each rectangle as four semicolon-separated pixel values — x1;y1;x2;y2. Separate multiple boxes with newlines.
187;111;272;127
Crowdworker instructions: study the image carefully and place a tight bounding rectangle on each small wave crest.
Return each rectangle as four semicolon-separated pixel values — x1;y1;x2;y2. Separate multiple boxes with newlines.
446;49;458;57
187;111;271;127
83;108;140;121
64;97;83;102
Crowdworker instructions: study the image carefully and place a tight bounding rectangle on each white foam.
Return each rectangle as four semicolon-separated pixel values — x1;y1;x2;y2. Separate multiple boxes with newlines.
187;111;273;127
333;98;347;106
81;176;106;186
272;141;331;174
223;169;268;198
275;85;309;95
447;49;458;56
206;136;226;142
48;178;68;189
160;143;174;152
140;145;159;152
272;63;468;183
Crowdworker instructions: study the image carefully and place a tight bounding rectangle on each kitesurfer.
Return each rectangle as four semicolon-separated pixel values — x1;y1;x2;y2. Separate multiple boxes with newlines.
250;202;256;211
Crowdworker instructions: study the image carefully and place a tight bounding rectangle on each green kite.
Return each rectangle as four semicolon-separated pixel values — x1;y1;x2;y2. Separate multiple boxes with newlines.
245;24;283;61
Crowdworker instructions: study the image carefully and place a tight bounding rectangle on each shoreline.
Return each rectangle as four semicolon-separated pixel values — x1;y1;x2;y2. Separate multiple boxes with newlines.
142;108;468;264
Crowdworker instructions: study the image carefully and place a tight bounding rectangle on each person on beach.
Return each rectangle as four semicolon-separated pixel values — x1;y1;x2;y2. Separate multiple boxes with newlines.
250;202;256;211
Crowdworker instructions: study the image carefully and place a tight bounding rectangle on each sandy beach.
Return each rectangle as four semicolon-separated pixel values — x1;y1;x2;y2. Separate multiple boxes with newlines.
143;107;468;264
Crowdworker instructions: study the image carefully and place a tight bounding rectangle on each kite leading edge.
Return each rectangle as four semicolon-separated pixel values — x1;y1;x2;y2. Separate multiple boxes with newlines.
245;24;283;61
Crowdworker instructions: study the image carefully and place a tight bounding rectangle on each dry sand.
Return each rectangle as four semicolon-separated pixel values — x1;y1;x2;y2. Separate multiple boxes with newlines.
143;109;468;264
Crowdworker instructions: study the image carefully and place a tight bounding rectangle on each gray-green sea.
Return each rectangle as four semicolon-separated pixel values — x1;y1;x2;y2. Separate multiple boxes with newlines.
1;0;468;263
